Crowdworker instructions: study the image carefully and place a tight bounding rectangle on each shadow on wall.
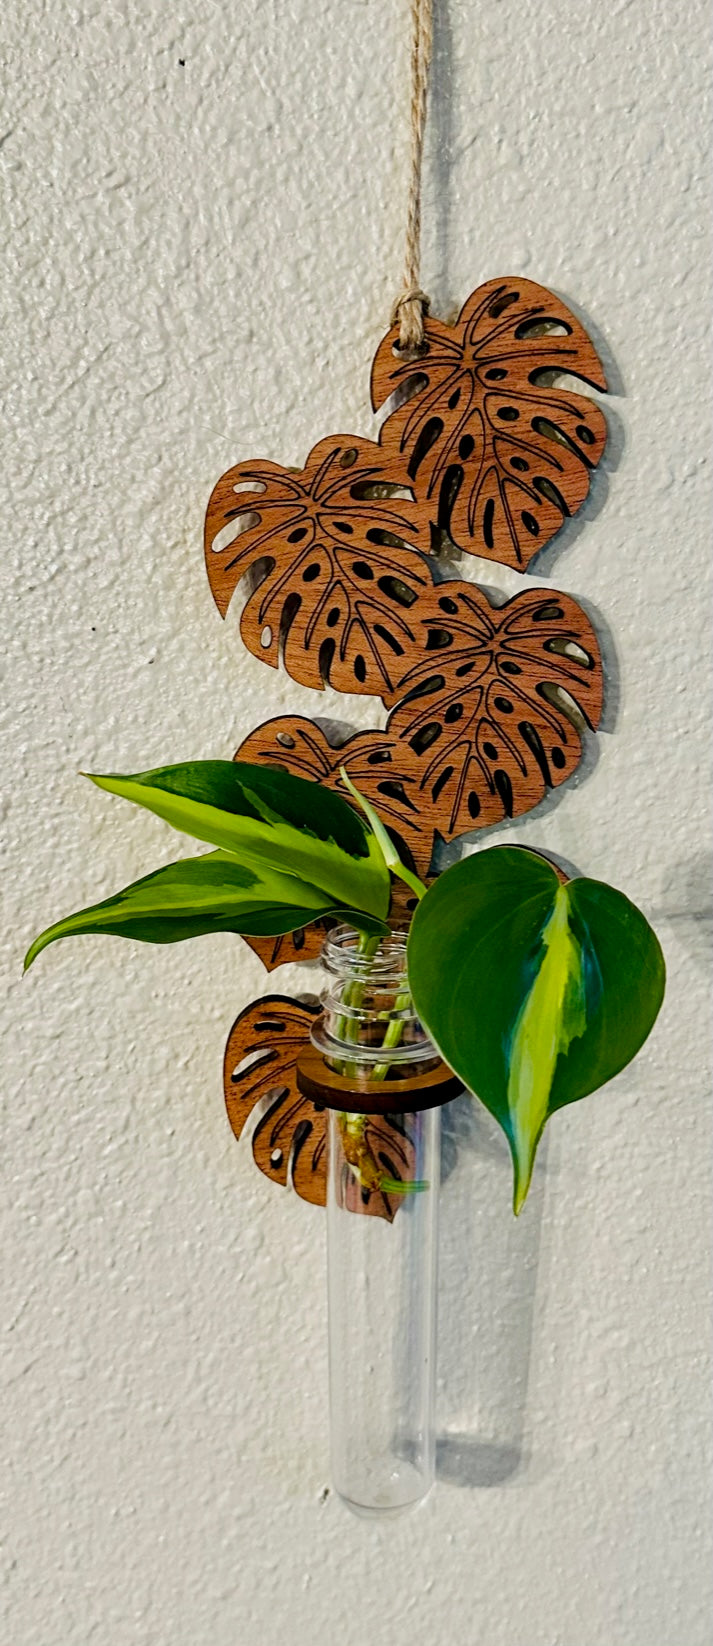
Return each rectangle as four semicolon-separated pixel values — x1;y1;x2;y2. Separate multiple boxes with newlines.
436;1092;546;1490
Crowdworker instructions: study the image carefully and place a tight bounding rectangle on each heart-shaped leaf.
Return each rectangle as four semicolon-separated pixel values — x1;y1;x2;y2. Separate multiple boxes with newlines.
408;847;665;1212
372;277;607;571
205;434;433;696
383;583;603;838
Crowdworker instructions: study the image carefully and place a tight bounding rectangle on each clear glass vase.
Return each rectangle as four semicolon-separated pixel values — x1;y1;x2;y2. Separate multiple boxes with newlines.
314;928;441;1518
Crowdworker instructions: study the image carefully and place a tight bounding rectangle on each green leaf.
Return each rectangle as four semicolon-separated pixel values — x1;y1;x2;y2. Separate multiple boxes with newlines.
84;760;391;919
24;850;389;971
407;846;666;1213
338;766;428;903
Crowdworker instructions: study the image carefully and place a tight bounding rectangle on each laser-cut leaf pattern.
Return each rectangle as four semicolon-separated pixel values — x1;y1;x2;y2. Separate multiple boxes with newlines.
372;277;607;571
223;994;414;1218
205;434;433;697
382;582;603;840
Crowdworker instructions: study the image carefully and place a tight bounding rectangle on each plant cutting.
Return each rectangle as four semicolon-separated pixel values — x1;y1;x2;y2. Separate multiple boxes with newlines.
25;759;665;1217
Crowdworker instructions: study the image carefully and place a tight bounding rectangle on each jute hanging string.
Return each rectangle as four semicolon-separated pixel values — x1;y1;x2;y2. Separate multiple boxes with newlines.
391;0;433;352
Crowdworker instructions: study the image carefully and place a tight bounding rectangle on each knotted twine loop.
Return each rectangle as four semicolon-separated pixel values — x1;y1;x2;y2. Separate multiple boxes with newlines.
392;0;434;353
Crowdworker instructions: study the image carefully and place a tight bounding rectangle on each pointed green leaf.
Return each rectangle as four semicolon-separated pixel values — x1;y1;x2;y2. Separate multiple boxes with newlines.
407;847;665;1213
84;761;391;920
24;850;389;971
338;766;428;903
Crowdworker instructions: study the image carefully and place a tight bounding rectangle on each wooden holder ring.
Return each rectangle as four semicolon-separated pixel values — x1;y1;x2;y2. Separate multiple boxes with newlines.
296;1044;463;1116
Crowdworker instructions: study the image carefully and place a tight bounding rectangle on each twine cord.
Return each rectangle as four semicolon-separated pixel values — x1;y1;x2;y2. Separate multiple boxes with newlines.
392;0;433;352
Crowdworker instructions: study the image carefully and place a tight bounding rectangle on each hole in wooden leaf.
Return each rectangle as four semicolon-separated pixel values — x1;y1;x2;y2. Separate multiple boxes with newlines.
351;560;374;580
533;476;569;515
467;791;481;818
339;448;358;468
407;416;444;479
458;434;475;461
521;510;540;537
514;317;571;339
532;416;589;463
302;563;320;582
500;659;522;675
537;681;587;730
319;638;335;683
483;497;495;548
377;779;419;814
519;721;552;786
373;623;405;656
354;655;367;684
260;625;273;649
232;1048;277;1082
333;520;354;535
438;464;463;528
276;731;296;748
366;527;410;552
444;703;463;724
410;722;443;755
392;337;430;361
270;1148;284;1168
378;372;428;422
494;770;514;815
544;636;593;666
326;605;340;629
425;627;453;651
431;766;453;802
551;746;567;769
438;595;459;615
496;406;520;422
484;367;507;381
376;574;418;607
576;423;596;445
399;672;444;706
255;1017;288;1032
278;593;300;661
493;695;514;713
448;387;462;408
288;526;309;543
366;748;391;765
488;291;520;317
532;601;565;621
510;456;529;472
210;511;261;554
351;480;412;501
232;479;267;495
483;741;499;760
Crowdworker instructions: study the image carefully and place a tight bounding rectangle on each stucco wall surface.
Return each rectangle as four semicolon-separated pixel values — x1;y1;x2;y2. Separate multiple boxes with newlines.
2;2;711;1643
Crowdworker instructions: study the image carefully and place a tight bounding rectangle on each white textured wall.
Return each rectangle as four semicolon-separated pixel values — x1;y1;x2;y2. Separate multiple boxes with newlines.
3;2;711;1642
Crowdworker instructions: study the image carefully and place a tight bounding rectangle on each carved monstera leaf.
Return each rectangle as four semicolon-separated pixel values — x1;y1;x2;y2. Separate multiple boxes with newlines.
223;994;411;1219
372;277;607;572
383;583;603;840
224;994;327;1205
205;434;434;697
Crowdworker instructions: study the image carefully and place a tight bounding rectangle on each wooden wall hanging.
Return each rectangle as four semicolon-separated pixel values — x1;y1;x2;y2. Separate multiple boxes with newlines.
210;276;608;1202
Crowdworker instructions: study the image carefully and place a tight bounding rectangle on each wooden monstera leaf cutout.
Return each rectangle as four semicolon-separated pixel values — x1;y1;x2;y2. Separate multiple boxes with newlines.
205;434;435;698
382;583;604;841
224;994;412;1219
372;277;607;571
233;715;431;970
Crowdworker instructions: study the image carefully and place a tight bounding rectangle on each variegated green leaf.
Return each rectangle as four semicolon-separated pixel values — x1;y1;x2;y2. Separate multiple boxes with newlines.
407;846;665;1212
84;759;391;919
24;850;388;971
